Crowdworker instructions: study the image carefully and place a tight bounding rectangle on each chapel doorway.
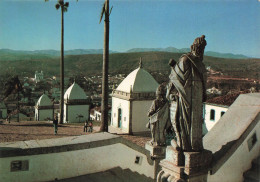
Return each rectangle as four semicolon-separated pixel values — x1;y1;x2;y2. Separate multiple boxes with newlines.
118;108;122;128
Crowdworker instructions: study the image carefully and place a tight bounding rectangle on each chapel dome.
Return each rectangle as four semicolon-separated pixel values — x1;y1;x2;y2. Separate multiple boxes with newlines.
36;94;52;106
116;63;159;93
64;82;87;100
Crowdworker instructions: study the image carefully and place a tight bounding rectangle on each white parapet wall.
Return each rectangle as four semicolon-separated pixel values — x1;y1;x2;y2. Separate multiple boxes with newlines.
0;133;154;182
207;120;260;182
204;93;260;182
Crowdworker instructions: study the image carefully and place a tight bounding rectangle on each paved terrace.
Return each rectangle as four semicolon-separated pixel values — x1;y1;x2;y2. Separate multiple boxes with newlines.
0;121;151;147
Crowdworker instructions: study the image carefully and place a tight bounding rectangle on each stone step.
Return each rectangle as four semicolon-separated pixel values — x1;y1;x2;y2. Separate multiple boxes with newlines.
244;170;260;182
252;156;260;169
123;168;153;182
56;167;153;182
243;155;260;182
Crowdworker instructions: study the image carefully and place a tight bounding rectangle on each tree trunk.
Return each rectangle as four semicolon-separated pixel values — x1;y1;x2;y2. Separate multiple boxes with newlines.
60;5;64;124
17;90;19;122
100;0;109;132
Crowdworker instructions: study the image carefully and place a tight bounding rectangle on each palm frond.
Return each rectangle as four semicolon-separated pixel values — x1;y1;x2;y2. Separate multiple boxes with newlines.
64;6;68;12
55;4;60;10
64;2;69;8
109;6;113;15
99;2;106;24
59;0;64;6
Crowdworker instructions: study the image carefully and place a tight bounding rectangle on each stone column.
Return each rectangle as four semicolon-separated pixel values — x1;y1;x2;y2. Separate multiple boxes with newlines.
157;146;212;182
145;142;166;180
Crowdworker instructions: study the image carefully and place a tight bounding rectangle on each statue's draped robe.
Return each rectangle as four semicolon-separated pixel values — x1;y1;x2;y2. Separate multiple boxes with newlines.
148;100;170;145
169;53;207;151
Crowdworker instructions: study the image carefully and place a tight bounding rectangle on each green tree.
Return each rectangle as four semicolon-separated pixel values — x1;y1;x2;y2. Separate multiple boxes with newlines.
99;0;112;132
45;0;69;124
4;76;23;122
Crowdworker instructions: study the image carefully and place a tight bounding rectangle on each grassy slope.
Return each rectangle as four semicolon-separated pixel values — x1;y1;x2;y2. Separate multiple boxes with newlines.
0;52;259;79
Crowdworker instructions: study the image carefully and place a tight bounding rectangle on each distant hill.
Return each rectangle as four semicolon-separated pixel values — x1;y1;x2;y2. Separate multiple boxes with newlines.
0;51;259;81
205;51;248;59
0;48;250;61
0;49;118;61
127;47;249;59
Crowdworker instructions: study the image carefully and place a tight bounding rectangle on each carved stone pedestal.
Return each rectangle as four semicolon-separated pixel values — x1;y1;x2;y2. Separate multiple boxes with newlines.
145;142;166;180
157;146;212;182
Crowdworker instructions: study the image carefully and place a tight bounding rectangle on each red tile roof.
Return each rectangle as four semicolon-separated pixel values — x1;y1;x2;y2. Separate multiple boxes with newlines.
206;90;250;106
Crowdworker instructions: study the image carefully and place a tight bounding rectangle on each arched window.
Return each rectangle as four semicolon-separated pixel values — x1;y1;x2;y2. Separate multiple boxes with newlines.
210;109;215;121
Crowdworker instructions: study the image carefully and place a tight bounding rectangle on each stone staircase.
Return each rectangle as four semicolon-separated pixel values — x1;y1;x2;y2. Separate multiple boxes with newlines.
57;167;153;182
244;156;260;182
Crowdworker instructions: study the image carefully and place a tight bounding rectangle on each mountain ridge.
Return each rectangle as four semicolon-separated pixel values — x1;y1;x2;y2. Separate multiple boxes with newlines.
0;48;250;61
127;47;249;59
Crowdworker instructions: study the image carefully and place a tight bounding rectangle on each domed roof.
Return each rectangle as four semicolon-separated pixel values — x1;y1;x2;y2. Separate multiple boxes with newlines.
116;67;159;93
64;82;87;100
36;94;52;106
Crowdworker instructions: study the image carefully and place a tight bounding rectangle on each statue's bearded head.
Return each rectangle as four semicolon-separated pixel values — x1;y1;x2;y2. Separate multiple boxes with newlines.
190;35;207;58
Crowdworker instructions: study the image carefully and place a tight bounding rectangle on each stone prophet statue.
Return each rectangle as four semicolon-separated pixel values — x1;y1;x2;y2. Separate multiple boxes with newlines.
147;84;170;146
167;35;207;152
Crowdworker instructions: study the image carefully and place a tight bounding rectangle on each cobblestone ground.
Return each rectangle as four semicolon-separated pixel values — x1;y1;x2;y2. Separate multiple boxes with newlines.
0;120;97;143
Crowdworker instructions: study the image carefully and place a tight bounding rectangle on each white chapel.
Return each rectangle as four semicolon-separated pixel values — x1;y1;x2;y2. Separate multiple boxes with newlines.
63;82;90;123
35;94;53;121
110;59;159;135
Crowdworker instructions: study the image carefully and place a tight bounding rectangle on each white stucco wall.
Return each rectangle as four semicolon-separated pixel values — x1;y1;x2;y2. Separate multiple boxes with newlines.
64;104;89;123
208;120;260;182
132;100;153;133
94;110;101;121
203;104;228;134
35;109;53;121
111;97;130;132
0;143;154;182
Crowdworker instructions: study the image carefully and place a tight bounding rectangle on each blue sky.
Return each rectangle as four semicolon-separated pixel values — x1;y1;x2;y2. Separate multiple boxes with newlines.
0;0;259;58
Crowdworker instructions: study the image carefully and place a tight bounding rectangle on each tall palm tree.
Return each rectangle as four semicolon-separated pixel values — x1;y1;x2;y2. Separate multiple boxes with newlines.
45;0;69;124
99;0;112;132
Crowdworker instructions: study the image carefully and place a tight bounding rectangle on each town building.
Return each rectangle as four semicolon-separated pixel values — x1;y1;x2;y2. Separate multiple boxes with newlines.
90;106;111;122
90;107;101;121
34;71;44;83
110;60;159;135
63;82;90;123
35;94;53;121
203;103;228;134
203;91;250;134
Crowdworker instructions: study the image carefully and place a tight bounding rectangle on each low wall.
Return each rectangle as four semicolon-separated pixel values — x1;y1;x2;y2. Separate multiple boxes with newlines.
204;93;260;182
0;133;154;182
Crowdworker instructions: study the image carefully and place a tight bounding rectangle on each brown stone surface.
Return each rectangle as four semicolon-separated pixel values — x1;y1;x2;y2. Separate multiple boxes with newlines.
0;121;152;148
0;121;95;143
145;142;166;157
184;150;212;168
165;146;184;166
120;135;151;147
159;160;184;179
184;150;212;175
